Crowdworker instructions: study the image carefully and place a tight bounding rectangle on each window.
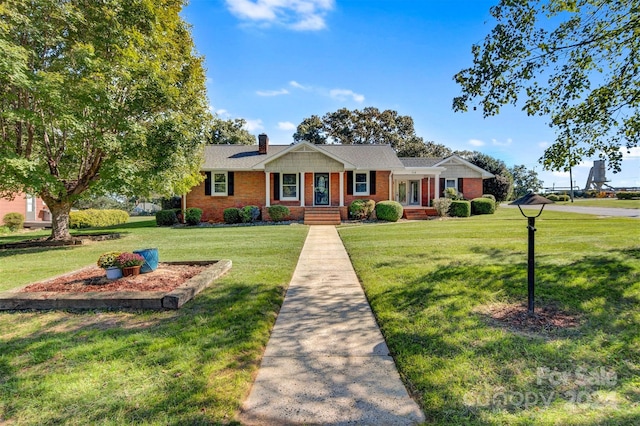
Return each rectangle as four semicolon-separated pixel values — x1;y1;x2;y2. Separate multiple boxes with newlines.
281;173;298;200
213;172;227;196
354;172;369;195
446;179;457;190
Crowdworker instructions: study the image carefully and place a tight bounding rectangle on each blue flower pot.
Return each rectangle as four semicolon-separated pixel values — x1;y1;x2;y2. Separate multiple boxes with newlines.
133;248;159;273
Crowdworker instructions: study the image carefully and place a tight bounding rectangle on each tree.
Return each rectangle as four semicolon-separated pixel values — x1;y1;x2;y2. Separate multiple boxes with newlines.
459;152;514;201
208;117;256;145
453;0;639;173
510;165;544;198
0;0;210;240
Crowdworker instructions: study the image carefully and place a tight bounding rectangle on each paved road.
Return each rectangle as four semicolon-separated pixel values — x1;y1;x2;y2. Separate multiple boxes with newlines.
504;204;640;218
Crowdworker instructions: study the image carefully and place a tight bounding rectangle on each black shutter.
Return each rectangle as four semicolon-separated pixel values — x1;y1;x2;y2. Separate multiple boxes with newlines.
228;172;234;196
204;172;211;196
347;171;353;195
273;173;280;201
370;171;376;195
440;178;445;197
458;178;464;195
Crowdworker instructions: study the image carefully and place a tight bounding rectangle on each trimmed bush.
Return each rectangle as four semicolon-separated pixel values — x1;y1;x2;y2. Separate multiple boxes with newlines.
185;208;202;226
471;197;495;215
223;207;241;224
617;191;640;200
267;205;290;222
3;212;24;231
375;201;403;222
432;198;452;217
482;194;496;202
449;200;471;217
156;209;178;226
349;199;375;220
240;205;261;223
546;194;560;202
70;209;129;229
445;187;463;200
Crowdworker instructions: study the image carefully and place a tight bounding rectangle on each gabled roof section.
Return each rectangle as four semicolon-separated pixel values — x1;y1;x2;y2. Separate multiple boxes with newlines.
318;144;405;170
252;141;357;170
202;144;289;170
434;155;495;178
399;157;443;168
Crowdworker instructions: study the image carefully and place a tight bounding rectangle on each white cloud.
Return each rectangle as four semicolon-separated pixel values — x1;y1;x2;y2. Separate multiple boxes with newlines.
243;119;264;132
492;138;512;147
225;0;334;31
468;139;485;147
539;141;549;149
329;88;365;103
278;121;296;131
290;80;310;90
256;88;289;96
551;170;570;177
622;147;640;158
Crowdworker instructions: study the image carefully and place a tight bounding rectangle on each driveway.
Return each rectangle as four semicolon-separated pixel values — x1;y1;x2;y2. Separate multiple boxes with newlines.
504;204;640;218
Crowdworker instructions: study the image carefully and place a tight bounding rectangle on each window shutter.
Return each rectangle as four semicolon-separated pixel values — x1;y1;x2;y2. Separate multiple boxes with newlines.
228;172;234;196
347;171;353;195
370;171;376;195
273;173;280;201
204;172;211;196
439;178;445;197
458;178;464;194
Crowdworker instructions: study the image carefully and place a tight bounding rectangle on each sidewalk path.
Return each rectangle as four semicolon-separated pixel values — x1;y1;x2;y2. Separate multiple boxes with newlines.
240;226;425;425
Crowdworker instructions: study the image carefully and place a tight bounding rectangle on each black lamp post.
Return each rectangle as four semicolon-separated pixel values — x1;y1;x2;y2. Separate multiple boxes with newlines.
509;192;554;315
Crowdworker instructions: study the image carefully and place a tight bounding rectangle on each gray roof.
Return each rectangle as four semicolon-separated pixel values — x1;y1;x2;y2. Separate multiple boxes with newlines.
202;143;404;170
399;157;443;167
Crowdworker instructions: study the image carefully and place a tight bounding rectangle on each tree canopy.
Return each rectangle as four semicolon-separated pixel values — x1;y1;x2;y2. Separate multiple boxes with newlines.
459;151;514;201
510;164;544;198
453;0;639;173
0;0;210;239
208;117;256;145
293;107;443;157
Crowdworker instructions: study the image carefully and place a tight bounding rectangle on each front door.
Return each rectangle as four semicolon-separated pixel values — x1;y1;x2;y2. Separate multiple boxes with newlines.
25;194;36;221
409;180;420;205
396;180;421;206
314;173;330;205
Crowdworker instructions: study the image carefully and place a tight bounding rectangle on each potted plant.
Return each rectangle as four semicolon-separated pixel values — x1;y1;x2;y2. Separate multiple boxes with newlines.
97;251;123;280
116;252;145;277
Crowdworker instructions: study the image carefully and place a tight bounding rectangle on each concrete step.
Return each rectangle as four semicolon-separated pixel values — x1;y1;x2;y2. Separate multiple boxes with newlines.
304;208;341;225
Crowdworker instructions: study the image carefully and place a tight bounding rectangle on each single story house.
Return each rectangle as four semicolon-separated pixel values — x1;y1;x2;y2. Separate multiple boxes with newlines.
183;134;494;224
0;193;50;226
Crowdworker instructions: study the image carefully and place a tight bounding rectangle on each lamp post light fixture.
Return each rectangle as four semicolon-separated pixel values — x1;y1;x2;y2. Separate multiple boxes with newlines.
509;191;554;315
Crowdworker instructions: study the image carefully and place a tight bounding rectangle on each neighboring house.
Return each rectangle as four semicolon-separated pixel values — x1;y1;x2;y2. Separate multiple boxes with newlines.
183;134;494;224
132;202;162;215
0;193;50;226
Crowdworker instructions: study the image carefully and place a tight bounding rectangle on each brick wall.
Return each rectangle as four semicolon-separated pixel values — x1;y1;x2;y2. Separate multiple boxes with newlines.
0;193;48;222
462;178;484;200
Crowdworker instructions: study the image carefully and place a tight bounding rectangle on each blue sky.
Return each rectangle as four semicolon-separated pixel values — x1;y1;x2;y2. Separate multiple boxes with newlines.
182;0;640;190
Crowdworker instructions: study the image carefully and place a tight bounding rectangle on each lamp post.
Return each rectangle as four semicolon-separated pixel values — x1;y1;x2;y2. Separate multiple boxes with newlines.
509;191;554;315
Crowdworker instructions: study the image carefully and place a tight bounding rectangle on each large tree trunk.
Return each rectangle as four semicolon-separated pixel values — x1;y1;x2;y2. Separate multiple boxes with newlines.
42;196;73;241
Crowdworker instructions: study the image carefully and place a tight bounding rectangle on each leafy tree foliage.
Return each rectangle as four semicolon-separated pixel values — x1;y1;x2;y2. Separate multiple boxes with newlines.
510;164;544;198
0;0;210;240
293;107;443;157
453;0;639;173
208;117;256;145
459;152;514;201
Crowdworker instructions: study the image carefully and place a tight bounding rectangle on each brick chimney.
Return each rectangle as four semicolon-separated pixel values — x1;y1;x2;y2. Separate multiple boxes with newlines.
258;133;269;154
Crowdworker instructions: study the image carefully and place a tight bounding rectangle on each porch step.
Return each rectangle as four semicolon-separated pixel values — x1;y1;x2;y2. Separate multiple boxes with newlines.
403;208;437;221
304;208;341;225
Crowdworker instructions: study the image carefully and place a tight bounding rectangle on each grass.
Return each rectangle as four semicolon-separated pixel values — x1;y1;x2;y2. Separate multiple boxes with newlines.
0;219;308;424
338;209;640;425
553;198;640;209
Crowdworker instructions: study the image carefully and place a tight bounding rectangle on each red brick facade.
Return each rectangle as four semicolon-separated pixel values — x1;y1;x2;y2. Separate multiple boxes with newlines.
461;178;484;200
0;193;48;223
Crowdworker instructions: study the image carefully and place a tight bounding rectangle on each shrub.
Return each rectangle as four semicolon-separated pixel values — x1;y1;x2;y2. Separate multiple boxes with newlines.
240;205;261;223
449;200;471;217
557;194;570;202
0;226;10;235
156;209;179;226
349;199;375;220
375;201;403;222
617;191;640;200
267;205;290;222
97;251;123;269
546;194;560;202
223;207;241;224
69;209;128;229
445;187;463;200
185;208;202;226
471;197;495;215
3;212;24;231
432;198;452;217
482;193;499;210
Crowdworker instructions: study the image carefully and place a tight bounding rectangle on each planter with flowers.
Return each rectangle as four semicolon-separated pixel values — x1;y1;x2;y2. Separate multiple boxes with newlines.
97;251;124;280
116;252;146;277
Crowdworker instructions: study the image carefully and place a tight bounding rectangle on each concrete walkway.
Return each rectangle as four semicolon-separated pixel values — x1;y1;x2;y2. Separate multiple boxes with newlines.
240;226;425;425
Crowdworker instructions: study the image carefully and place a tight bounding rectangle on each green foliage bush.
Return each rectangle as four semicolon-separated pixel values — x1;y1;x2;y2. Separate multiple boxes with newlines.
349;199;375;220
546;194;560;201
432;198;452;217
156;209;179;226
70;209;129;229
375;201;403;222
482;193;498;210
240;205;261;223
3;212;24;231
444;187;463;200
617;191;640;200
224;208;242;224
449;200;471;217
0;226;10;235
267;205;290;222
471;197;495;215
185;208;202;225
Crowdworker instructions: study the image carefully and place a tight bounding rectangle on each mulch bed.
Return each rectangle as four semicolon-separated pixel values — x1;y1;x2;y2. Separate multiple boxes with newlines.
477;303;581;334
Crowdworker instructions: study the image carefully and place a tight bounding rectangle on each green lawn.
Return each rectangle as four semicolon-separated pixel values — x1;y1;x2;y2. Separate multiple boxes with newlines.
0;220;308;424
339;209;640;425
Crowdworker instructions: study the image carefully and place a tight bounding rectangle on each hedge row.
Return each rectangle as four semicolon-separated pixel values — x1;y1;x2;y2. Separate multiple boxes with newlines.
617;191;640;200
546;194;570;202
70;209;129;229
224;206;261;224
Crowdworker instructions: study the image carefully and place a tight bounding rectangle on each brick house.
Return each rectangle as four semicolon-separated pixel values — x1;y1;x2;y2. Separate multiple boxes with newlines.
183;134;494;224
0;193;50;226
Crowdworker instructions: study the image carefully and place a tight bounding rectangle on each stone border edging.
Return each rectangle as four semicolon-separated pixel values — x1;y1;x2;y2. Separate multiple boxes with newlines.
0;260;232;311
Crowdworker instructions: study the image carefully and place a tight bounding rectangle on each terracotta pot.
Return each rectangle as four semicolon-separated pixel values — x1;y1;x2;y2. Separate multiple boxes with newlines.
122;265;141;277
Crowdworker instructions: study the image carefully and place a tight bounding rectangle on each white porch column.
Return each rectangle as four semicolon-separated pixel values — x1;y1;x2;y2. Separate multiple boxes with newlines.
434;173;440;200
339;171;344;207
265;171;271;207
300;172;305;207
